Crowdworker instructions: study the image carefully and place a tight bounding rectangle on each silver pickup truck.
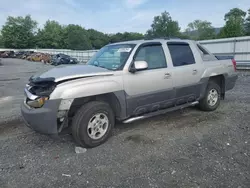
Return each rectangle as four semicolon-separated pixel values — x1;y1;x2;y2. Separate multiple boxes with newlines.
21;39;238;148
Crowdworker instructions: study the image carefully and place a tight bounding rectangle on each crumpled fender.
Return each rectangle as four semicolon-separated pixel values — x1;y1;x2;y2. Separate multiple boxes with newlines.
49;76;123;100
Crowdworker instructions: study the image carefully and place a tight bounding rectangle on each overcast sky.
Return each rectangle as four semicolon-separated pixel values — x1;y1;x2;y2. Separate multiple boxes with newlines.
0;0;250;33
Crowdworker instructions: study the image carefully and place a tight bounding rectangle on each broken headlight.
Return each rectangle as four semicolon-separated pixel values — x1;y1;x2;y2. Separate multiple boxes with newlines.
26;97;49;108
26;78;57;108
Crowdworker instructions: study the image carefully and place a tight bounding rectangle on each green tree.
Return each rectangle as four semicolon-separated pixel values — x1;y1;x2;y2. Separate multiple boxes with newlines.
0;33;4;47
88;29;109;49
219;8;246;38
1;15;37;48
36;20;65;49
178;33;190;39
109;32;144;43
64;24;92;50
146;11;180;38
109;33;124;43
245;9;250;35
186;20;216;40
122;32;144;41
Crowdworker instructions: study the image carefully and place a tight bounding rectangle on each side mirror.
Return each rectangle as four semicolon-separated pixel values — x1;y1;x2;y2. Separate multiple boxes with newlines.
130;61;148;73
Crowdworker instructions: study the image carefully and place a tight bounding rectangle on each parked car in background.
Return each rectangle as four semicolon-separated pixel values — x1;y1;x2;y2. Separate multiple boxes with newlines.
31;53;43;62
25;52;51;63
1;50;79;65
21;38;238;148
14;51;26;58
0;51;15;58
51;53;78;66
14;51;34;59
21;51;35;59
40;53;51;64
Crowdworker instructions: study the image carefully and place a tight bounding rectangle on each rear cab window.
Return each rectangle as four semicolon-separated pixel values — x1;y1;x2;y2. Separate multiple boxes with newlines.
167;42;196;67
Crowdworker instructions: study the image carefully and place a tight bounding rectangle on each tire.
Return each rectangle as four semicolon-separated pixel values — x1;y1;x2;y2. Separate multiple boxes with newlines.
199;81;221;111
72;101;115;148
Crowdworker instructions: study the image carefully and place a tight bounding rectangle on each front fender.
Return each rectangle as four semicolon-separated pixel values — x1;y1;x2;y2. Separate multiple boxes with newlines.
49;77;123;99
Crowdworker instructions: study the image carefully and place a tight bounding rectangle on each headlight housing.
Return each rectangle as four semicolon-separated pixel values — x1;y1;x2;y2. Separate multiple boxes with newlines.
27;97;49;108
25;77;57;108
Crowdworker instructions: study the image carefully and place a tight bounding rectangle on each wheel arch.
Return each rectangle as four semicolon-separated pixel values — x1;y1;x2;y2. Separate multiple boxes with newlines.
200;74;226;100
208;74;226;99
68;91;127;121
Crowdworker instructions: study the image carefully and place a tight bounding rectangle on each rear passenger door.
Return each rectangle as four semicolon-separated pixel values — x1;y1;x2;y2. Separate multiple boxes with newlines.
167;42;204;105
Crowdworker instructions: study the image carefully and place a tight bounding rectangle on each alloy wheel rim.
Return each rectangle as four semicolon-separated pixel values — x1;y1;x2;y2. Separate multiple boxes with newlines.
87;113;109;140
207;89;219;106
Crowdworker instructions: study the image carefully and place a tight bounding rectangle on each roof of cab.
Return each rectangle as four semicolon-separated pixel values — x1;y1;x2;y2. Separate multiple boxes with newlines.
108;38;195;46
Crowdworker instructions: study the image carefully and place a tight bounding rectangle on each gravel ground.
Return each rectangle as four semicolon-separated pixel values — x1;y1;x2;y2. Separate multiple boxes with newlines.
0;59;250;188
0;58;52;122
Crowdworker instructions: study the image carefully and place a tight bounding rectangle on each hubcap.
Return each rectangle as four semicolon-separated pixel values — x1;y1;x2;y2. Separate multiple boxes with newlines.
87;113;109;140
207;89;219;106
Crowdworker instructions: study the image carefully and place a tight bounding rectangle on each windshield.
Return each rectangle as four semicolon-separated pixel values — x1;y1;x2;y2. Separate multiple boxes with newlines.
87;44;136;70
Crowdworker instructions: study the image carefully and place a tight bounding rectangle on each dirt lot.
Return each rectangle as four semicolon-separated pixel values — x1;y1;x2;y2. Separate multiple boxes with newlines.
0;59;250;188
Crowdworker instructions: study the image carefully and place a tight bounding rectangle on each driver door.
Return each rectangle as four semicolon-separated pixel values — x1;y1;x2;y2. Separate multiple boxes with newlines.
123;43;175;116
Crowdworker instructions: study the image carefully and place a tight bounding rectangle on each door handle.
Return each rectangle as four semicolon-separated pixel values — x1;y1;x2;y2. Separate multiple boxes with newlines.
164;73;171;79
192;69;198;75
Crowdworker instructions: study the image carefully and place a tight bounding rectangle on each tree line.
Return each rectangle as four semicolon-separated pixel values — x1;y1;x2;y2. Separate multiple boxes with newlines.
0;8;250;50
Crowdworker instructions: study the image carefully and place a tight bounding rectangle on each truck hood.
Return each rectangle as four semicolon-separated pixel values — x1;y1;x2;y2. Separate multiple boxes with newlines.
30;64;113;83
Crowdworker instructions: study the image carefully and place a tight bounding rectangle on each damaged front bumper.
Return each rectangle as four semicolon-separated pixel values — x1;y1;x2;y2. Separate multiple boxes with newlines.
21;88;72;135
21;98;62;135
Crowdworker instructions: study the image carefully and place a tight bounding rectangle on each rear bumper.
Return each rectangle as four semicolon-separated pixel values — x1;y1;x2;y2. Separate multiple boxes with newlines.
21;99;61;135
225;75;238;91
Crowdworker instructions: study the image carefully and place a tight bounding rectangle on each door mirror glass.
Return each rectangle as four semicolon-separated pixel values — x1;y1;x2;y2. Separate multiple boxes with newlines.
134;61;148;71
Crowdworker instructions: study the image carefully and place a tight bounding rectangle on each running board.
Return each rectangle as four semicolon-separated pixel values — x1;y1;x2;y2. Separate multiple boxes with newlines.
123;101;199;124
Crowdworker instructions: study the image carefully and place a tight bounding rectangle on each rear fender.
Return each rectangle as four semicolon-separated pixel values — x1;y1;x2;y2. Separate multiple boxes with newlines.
199;72;227;100
201;66;224;78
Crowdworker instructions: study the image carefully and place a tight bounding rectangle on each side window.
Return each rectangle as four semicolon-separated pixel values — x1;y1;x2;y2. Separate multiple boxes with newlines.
134;45;167;70
168;44;196;67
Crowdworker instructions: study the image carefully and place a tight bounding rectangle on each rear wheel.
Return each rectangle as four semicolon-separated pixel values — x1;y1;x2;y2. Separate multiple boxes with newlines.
199;81;221;111
72;101;115;148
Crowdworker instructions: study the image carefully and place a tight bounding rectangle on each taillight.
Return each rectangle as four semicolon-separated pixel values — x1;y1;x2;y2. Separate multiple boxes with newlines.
232;59;237;71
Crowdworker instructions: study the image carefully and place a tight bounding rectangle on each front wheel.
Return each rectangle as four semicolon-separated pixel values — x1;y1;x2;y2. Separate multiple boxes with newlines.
72;101;115;148
199;81;221;111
